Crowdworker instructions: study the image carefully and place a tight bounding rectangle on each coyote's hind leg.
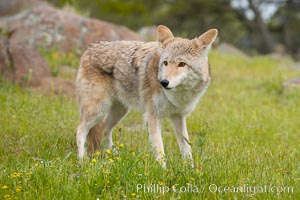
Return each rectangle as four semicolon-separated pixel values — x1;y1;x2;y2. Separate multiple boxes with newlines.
76;87;111;160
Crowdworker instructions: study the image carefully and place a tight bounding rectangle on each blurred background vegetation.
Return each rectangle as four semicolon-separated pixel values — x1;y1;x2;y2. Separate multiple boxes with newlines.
46;0;300;59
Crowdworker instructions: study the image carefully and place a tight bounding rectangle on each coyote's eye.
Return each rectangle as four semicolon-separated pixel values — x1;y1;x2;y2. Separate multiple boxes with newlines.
163;61;168;66
178;62;186;67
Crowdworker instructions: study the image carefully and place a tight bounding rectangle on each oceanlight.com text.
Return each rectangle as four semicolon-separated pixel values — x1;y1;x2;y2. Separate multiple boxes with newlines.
209;184;294;194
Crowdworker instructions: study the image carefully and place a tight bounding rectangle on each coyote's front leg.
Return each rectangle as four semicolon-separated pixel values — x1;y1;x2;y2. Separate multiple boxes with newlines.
147;111;166;168
170;115;194;168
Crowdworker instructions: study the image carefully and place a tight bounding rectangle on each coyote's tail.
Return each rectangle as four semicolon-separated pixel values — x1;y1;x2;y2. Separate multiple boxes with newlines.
86;122;105;155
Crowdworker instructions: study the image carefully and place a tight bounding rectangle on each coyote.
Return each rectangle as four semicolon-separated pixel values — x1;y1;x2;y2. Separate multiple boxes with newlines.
76;25;218;167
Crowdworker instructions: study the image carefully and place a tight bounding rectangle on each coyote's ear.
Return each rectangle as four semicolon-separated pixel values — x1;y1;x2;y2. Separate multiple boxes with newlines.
193;29;218;53
157;25;174;48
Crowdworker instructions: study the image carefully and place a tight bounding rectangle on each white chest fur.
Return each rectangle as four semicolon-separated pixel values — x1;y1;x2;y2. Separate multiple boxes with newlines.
153;80;210;117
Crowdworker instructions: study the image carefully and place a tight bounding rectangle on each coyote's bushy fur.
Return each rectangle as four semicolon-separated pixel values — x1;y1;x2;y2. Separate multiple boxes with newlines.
76;25;218;167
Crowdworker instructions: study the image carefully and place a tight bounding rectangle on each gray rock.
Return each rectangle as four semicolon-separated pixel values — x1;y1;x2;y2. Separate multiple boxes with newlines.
0;35;51;86
217;42;249;58
282;78;300;88
0;3;141;53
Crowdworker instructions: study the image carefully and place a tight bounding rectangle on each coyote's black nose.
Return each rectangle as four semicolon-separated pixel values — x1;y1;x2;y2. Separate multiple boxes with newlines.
160;79;169;88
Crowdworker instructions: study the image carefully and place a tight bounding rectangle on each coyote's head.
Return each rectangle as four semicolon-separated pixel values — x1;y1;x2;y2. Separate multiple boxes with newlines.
157;25;218;90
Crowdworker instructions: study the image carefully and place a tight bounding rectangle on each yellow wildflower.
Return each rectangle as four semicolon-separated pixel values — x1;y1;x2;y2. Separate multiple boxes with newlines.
106;149;112;154
16;186;22;192
52;52;59;59
4;194;12;199
10;172;21;178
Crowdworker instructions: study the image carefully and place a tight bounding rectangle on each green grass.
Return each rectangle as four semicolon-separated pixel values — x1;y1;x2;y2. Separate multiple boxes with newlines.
1;52;300;199
38;47;80;77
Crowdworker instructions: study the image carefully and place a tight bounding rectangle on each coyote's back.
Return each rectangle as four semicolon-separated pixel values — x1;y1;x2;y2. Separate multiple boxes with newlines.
77;40;160;110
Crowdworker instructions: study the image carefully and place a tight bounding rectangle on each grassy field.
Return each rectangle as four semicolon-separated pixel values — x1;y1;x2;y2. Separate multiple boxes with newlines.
1;52;300;199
